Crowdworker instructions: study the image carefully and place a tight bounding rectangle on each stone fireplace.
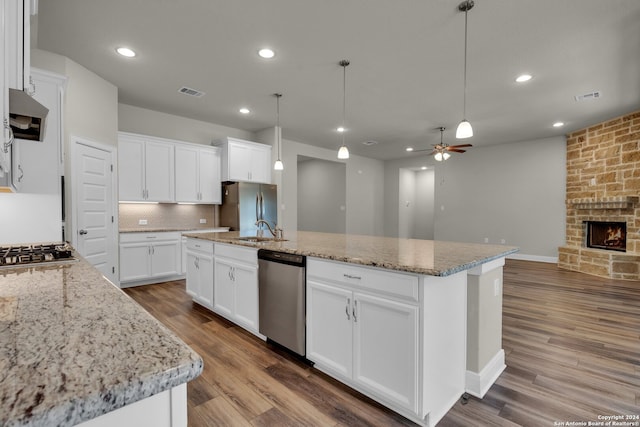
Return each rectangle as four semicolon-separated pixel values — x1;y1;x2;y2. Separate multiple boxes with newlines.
558;110;640;280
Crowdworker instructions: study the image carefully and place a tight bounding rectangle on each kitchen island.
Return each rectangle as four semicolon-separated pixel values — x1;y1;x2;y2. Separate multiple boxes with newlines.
0;256;203;427
184;230;517;427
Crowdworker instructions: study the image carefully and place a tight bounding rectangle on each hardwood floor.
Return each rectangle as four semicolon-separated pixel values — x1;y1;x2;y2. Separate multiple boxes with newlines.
123;260;640;426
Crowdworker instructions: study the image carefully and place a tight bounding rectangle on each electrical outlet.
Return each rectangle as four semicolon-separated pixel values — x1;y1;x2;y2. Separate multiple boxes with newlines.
590;177;596;186
500;239;506;244
199;218;206;224
494;279;501;296
484;237;489;243
138;219;148;225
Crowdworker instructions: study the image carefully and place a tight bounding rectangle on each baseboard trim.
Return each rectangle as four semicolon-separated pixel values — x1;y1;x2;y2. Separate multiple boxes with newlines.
465;349;506;398
507;253;558;264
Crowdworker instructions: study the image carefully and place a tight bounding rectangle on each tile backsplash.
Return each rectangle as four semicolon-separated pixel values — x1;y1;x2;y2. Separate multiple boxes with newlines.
119;203;218;230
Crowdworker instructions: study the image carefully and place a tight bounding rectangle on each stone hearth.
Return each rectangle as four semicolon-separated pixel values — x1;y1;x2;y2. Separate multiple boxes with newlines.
558;110;640;280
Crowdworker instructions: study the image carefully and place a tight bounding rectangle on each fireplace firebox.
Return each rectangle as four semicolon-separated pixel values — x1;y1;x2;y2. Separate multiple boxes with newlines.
584;221;626;252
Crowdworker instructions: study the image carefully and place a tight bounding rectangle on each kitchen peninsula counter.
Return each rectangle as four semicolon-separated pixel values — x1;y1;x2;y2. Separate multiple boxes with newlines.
183;230;518;276
0;257;203;426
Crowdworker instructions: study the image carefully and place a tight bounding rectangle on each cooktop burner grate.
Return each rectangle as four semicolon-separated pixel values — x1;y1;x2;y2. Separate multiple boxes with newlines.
0;242;75;267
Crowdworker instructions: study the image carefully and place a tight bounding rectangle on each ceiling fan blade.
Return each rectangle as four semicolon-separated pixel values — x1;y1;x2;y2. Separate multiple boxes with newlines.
448;144;473;148
446;148;466;153
411;148;436;153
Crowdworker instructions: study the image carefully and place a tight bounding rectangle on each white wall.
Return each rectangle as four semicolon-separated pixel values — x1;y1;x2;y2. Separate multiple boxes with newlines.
297;158;346;233
434;136;566;260
118;104;254;145
414;169;435;239
255;127;385;236
398;168;416;238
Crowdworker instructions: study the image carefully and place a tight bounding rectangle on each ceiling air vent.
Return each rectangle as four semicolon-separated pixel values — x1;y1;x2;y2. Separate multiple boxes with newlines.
362;140;379;146
574;91;601;102
178;86;205;98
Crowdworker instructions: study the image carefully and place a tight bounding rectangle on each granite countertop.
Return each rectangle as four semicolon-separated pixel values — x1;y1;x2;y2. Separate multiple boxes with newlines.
119;227;230;233
0;257;203;426
183;230;519;276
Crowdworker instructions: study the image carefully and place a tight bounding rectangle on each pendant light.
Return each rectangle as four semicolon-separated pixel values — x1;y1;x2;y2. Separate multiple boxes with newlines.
456;0;474;139
337;60;350;159
273;93;284;170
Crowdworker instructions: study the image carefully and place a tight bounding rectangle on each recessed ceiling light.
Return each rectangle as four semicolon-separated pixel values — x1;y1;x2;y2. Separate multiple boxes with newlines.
406;147;414;152
337;126;346;133
553;121;565;128
421;166;427;170
116;47;136;58
515;74;532;83
258;48;275;59
239;108;250;114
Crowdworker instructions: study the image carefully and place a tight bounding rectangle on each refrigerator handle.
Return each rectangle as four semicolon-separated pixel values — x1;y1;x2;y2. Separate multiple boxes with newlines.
256;192;260;223
260;192;265;221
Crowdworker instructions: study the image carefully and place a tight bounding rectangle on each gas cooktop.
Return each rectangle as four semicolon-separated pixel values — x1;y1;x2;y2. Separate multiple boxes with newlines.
0;242;75;267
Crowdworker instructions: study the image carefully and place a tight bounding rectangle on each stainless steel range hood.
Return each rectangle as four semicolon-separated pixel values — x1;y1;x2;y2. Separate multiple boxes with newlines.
9;89;49;142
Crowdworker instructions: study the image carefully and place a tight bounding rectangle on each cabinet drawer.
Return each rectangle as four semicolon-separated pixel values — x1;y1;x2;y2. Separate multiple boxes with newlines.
186;238;214;254
308;258;419;302
214;243;257;266
120;231;181;243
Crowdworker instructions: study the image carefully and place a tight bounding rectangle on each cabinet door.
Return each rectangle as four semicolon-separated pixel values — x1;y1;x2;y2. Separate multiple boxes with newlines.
0;0;7;177
198;148;221;203
306;280;353;379
213;258;235;318
118;137;145;201
233;262;258;332
119;243;151;282
13;71;63;194
145;140;175;202
185;250;199;299
249;145;271;184
352;292;419;413
197;253;214;308
227;142;251;181
150;240;180;278
175;145;199;202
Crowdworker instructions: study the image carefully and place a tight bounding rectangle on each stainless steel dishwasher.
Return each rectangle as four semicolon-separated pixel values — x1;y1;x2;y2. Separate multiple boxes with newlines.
258;249;306;356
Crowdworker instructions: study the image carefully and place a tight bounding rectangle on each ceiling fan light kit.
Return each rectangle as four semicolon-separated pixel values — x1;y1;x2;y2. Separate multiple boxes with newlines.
456;0;474;140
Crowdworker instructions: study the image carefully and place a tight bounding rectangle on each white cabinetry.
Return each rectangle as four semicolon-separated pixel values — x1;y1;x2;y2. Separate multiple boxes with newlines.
307;258;468;427
118;132;175;202
307;259;419;414
185;238;214;308
11;68;65;193
214;137;271;184
175;144;221;204
213;243;259;333
119;232;181;286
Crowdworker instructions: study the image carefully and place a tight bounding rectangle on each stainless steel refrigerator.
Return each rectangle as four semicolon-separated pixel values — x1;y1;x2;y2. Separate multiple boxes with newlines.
220;182;277;233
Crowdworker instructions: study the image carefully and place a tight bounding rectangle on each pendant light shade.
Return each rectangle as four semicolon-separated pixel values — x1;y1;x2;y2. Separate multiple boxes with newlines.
273;93;284;170
456;0;474;139
337;60;350;160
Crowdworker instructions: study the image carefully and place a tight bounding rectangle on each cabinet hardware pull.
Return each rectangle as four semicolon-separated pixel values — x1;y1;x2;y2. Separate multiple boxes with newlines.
79;229;88;235
3;119;14;154
353;300;358;322
152;246;155;255
346;298;351;320
343;274;361;280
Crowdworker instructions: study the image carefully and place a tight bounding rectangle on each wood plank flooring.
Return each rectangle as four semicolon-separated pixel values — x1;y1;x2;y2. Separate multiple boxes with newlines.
123;260;640;426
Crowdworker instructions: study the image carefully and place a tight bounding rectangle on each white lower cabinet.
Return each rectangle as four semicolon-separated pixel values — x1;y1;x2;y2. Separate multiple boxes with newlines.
119;232;182;286
307;257;466;427
213;243;259;334
307;273;419;415
185;239;214;308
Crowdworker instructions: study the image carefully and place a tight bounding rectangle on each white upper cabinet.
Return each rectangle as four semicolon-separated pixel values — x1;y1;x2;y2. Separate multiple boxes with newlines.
5;0;30;91
175;144;221;204
12;69;66;193
118;132;175;202
214;137;271;184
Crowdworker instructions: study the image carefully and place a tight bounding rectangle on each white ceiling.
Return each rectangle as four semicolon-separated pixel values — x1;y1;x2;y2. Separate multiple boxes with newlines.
35;0;640;160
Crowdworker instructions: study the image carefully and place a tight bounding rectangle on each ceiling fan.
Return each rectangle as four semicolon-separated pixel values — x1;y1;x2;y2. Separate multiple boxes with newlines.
414;127;472;161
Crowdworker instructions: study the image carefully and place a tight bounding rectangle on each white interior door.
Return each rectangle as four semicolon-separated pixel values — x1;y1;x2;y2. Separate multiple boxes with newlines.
73;139;117;283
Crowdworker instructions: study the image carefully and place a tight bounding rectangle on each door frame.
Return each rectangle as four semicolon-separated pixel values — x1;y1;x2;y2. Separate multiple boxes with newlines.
69;135;119;284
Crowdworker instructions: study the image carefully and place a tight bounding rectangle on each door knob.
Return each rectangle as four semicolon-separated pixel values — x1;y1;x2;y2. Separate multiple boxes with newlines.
79;229;88;235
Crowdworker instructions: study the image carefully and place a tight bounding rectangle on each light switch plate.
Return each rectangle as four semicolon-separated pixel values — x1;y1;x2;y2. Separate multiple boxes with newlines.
138;219;148;225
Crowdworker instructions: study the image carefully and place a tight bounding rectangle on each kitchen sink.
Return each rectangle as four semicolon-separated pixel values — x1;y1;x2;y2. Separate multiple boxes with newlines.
233;236;288;243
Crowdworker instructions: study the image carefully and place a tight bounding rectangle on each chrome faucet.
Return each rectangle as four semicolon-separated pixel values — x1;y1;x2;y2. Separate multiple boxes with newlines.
255;220;283;239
